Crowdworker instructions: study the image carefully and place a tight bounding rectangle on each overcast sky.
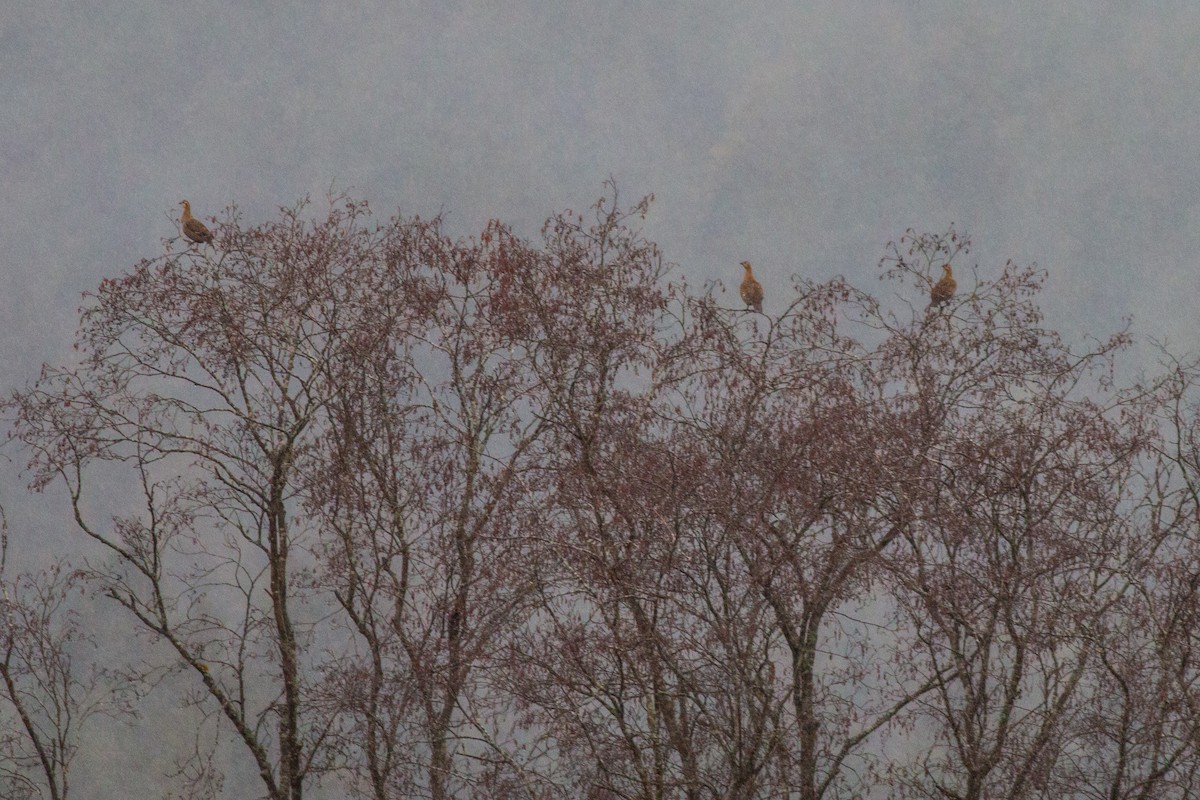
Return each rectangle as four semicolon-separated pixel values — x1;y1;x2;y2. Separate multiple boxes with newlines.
8;2;1200;374
3;2;1200;790
7;0;1200;558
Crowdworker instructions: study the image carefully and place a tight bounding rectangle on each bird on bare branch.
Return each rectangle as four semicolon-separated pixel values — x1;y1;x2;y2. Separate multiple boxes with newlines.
739;261;763;313
929;263;956;307
179;200;214;245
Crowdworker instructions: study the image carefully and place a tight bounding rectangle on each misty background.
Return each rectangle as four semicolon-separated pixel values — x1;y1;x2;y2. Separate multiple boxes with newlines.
3;2;1199;795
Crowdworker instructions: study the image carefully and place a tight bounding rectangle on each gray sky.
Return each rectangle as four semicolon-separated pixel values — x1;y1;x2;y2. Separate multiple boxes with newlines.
8;0;1199;556
8;1;1200;377
3;1;1200;790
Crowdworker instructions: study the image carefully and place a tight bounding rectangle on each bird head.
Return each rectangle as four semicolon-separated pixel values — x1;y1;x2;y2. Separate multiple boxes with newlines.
740;260;752;273
942;263;953;277
179;200;190;212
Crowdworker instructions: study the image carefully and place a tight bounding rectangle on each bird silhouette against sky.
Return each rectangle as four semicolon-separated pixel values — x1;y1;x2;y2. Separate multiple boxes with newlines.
739;261;763;313
179;200;214;244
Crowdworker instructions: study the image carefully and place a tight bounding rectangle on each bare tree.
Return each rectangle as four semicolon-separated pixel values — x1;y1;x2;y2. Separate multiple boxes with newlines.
11;197;411;800
507;212;940;798
869;232;1155;800
0;508;130;800
10;191;1197;800
308;215;551;799
1060;358;1200;800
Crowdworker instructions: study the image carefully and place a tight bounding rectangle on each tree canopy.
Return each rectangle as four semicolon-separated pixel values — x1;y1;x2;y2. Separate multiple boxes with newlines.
7;188;1200;800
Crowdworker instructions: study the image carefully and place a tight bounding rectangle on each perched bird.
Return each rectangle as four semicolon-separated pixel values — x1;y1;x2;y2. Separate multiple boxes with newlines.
739;261;764;313
929;263;956;307
179;200;214;244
